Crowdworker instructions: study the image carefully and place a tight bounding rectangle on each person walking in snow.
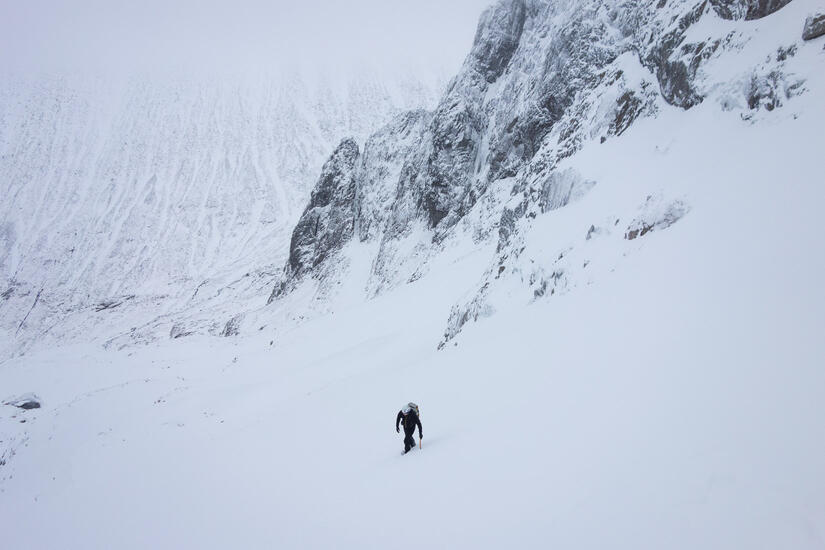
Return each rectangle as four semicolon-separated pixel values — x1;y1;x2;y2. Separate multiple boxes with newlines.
396;402;423;454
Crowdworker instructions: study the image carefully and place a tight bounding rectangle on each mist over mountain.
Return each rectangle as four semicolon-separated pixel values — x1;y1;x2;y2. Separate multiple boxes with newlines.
0;70;450;357
0;0;491;73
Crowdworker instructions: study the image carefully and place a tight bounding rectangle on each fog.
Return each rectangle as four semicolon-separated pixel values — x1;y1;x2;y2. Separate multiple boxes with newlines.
0;0;493;76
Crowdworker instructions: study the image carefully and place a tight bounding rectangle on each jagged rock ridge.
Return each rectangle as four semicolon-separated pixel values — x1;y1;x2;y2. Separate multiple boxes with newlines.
270;0;812;330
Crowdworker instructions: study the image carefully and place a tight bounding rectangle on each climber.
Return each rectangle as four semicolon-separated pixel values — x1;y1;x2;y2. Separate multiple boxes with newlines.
396;402;423;454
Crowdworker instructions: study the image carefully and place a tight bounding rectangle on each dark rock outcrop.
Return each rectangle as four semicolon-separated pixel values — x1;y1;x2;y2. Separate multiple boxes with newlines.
287;139;360;276
421;1;528;230
710;0;794;20
747;70;786;111
470;0;528;84
169;324;194;339
221;314;243;337
488;11;621;180
4;394;41;410
745;0;794;19
644;2;712;109
803;13;825;40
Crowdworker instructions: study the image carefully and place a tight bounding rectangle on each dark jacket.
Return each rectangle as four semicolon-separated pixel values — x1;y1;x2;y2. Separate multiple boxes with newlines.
396;409;422;437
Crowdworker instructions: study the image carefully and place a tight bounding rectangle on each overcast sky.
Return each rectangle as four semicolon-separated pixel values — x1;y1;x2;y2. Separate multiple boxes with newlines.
0;0;493;75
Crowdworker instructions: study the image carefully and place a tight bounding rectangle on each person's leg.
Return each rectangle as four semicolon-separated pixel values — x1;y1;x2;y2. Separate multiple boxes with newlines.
404;430;415;453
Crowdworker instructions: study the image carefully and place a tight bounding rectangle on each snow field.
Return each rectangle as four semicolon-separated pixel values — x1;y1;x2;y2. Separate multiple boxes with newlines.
3;67;825;547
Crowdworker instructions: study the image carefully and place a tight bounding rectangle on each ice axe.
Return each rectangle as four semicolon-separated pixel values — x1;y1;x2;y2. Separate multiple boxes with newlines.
419;437;422;450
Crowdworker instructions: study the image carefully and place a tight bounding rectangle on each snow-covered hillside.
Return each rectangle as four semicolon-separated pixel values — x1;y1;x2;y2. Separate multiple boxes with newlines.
2;0;825;548
0;70;443;358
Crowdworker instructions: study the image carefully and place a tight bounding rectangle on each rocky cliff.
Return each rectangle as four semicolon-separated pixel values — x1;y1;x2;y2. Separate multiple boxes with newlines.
269;0;820;344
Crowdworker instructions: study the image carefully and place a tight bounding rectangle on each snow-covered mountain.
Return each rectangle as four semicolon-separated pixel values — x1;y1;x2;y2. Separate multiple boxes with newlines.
0;70;444;357
2;1;825;548
265;0;824;344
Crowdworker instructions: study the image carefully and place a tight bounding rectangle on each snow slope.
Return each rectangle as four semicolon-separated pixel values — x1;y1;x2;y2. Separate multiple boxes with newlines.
2;0;825;548
3;53;825;549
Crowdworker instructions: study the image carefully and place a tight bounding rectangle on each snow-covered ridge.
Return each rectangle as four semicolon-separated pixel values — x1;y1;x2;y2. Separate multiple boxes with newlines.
0;71;444;358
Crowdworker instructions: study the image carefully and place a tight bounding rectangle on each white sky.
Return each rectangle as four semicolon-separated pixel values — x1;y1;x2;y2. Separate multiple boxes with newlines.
0;0;493;75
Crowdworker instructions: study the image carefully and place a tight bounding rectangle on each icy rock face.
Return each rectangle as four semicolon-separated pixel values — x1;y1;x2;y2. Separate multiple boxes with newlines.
268;0;807;340
356;111;432;243
470;0;528;84
287;139;360;277
499;170;597;252
269;111;432;301
269;139;359;302
642;1;715;109
420;0;528;229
